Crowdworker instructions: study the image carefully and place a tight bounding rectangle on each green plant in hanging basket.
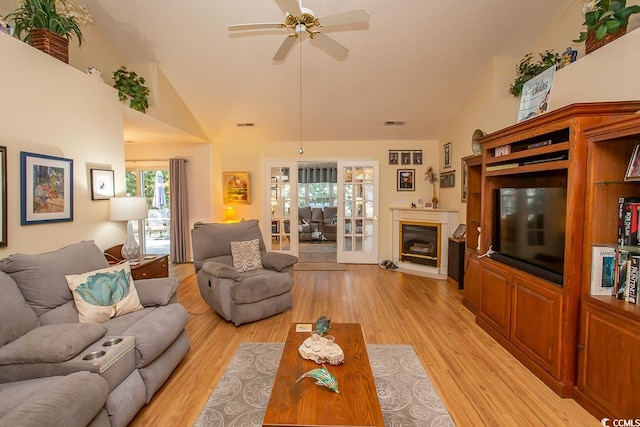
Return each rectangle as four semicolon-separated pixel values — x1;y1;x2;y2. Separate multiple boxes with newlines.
113;66;150;113
509;50;560;98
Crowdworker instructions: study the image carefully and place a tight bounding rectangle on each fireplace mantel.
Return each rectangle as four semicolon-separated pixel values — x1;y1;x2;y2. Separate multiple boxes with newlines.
390;206;459;279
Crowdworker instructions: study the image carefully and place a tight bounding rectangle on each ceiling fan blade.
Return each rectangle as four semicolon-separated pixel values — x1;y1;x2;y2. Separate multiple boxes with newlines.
274;0;302;16
273;35;298;61
310;32;349;60
316;10;370;27
228;23;283;31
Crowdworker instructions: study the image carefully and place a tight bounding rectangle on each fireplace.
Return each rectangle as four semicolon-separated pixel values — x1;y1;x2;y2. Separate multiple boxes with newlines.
401;222;440;267
390;207;458;279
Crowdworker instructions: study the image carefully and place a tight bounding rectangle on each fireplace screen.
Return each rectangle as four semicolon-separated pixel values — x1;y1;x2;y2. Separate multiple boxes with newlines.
400;222;440;267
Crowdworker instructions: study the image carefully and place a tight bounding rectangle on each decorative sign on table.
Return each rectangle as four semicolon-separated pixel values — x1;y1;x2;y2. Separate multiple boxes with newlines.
517;65;555;123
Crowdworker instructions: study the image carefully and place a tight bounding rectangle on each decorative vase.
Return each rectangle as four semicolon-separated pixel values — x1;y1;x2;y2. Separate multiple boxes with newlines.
585;26;626;54
29;29;69;63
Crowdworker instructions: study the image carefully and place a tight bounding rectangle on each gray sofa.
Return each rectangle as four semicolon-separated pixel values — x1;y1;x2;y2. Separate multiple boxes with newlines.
0;241;190;427
297;206;337;241
191;220;297;326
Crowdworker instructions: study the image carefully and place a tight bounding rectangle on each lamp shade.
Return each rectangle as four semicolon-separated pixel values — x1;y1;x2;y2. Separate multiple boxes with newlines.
109;197;148;221
224;206;238;222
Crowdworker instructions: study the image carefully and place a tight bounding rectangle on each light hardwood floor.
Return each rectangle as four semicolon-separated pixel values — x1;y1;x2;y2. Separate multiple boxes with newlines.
129;264;600;427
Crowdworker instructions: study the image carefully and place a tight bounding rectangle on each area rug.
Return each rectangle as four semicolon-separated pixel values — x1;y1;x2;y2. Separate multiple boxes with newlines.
193;342;454;427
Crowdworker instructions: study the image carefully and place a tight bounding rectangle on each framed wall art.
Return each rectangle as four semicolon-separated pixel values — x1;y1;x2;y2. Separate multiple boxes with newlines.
443;142;452;168
440;170;455;188
397;169;415;191
413;151;423;165
223;171;251;204
0;146;6;247
21;151;73;225
401;152;411;165
388;151;399;165
90;168;115;200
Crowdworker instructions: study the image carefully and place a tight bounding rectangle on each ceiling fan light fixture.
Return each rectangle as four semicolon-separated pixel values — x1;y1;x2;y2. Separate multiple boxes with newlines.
295;23;306;36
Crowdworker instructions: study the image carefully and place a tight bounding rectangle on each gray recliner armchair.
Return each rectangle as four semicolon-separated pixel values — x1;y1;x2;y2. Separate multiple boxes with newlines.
191;220;298;326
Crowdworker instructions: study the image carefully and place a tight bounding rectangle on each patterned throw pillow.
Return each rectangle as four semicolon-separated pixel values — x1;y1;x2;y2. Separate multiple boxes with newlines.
65;262;143;323
230;239;263;273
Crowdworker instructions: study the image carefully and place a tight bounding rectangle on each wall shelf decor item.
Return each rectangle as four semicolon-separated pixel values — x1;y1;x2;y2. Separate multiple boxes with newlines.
223;171;251;204
443;143;452;168
90;168;115;200
397;169;415;191
440;170;455;188
20;151;73;225
624;142;640;181
517;65;555;123
0;146;6;247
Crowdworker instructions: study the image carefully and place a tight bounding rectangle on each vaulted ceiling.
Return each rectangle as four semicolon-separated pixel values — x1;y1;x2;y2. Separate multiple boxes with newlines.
76;1;568;143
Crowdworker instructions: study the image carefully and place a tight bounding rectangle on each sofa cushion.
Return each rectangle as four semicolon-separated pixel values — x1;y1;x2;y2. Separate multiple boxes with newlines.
231;272;293;304
230;239;263;273
0;372;108;427
102;304;189;368
65;262;143;323
298;206;311;221
0;323;107;364
0;271;39;346
0;241;109;317
324;206;338;224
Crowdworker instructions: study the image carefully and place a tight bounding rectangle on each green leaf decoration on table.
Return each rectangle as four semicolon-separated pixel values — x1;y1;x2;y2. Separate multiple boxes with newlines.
75;268;132;311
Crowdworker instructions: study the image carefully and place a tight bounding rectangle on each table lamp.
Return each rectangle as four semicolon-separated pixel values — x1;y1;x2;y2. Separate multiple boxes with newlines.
224;206;238;223
110;197;148;260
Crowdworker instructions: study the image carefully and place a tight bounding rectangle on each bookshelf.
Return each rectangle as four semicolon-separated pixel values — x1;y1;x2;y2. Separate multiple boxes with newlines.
574;115;640;419
464;101;640;398
462;154;481;314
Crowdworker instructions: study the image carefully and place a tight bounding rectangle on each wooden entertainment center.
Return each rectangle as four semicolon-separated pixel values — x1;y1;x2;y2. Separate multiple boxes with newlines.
462;101;640;418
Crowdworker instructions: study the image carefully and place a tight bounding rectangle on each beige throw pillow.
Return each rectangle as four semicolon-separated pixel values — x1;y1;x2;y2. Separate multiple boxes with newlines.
66;262;143;323
230;239;263;272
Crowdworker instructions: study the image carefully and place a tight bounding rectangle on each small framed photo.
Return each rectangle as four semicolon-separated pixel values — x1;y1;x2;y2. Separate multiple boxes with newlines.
401;152;411;165
397;169;415;191
21;151;73;225
90;168;115;200
413;151;423;165
625;143;640;181
440;170;455;188
452;224;467;239
388;152;399;165
223;171;251;204
443;143;452;168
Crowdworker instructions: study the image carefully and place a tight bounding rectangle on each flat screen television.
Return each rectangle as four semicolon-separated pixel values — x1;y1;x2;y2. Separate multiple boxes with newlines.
492;187;567;286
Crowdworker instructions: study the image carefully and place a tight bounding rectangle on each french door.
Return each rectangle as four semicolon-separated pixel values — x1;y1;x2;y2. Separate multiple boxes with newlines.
337;161;379;263
263;159;379;264
264;161;298;255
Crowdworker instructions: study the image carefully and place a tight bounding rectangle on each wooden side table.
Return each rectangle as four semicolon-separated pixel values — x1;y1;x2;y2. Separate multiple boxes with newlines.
104;245;169;280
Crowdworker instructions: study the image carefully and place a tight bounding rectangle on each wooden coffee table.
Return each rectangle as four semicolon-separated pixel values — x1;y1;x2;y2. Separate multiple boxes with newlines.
262;323;384;427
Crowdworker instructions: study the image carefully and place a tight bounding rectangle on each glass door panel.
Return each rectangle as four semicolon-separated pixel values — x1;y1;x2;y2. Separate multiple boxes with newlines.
337;161;379;263
265;162;298;254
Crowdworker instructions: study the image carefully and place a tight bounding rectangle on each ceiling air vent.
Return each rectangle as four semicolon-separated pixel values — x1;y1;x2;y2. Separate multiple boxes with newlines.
384;120;406;126
236;122;255;127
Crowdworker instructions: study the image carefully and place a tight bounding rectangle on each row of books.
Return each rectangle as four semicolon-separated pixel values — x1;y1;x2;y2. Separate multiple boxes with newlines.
618;197;640;246
590;245;639;303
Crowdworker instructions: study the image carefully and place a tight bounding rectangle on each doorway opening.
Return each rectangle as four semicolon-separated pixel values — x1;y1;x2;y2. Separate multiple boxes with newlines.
297;161;337;263
125;168;170;255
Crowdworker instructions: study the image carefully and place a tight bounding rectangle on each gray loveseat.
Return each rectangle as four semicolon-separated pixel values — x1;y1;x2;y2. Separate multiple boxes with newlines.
0;241;190;427
297;206;337;242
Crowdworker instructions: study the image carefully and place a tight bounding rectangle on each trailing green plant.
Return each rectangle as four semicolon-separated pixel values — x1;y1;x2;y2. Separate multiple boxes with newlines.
113;66;150;113
574;0;640;43
509;50;560;98
5;0;91;46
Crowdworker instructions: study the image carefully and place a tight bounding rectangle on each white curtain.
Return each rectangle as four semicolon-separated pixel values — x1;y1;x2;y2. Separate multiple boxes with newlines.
169;158;189;263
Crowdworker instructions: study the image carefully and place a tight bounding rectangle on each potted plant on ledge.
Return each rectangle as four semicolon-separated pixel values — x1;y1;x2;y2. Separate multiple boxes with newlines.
5;0;91;63
573;0;640;54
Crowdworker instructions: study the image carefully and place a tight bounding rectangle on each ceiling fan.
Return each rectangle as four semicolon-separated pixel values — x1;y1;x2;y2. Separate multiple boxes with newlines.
228;0;369;61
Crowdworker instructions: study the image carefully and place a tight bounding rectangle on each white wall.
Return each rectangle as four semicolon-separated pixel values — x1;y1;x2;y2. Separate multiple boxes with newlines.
0;34;127;257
